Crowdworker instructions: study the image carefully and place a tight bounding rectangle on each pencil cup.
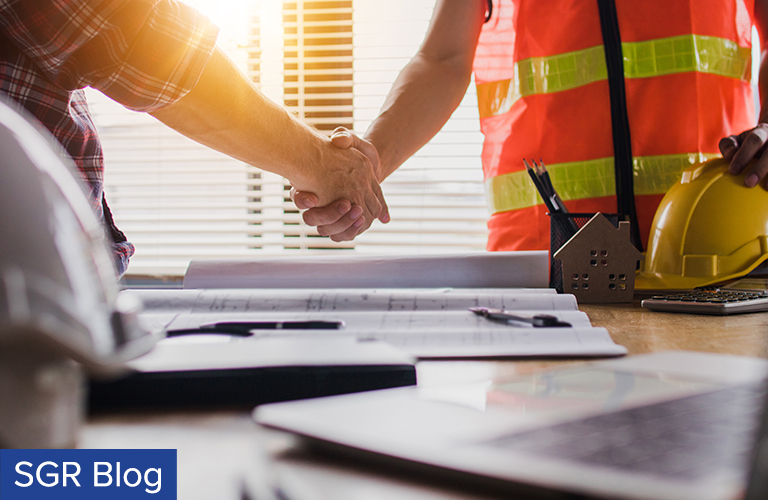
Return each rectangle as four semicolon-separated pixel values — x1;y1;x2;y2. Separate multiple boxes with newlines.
548;213;620;293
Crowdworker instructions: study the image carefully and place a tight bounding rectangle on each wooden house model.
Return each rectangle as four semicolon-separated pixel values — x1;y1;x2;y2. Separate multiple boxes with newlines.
553;214;644;303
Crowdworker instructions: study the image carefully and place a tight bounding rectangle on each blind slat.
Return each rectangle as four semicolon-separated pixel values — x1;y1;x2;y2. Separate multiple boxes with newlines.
91;0;486;276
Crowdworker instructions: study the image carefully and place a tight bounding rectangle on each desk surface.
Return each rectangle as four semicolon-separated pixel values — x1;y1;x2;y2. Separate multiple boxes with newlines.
82;302;768;500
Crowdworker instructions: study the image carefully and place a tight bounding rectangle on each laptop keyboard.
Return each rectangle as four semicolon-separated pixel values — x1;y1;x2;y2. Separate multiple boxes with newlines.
493;382;767;480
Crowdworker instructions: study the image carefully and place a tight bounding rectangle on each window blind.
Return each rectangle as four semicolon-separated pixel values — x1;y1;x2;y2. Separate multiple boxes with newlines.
282;1;354;132
92;0;487;277
351;0;487;253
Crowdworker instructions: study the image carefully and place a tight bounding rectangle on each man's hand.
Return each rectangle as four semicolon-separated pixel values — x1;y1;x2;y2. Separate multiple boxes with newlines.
720;124;768;188
291;128;389;242
147;47;387;242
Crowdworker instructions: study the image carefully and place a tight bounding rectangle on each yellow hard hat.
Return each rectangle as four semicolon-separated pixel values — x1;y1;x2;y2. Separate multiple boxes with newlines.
635;157;768;290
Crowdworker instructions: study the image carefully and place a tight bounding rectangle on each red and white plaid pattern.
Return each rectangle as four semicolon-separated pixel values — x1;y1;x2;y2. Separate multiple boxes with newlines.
0;0;218;275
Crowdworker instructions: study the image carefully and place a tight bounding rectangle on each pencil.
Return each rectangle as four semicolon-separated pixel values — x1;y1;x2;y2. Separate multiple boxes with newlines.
537;159;555;198
524;159;556;212
538;159;578;233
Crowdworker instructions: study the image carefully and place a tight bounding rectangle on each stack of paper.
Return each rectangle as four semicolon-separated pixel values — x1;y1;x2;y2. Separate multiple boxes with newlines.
129;252;627;359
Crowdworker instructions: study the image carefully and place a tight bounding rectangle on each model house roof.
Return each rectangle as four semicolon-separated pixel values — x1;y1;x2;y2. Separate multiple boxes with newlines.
553;214;644;262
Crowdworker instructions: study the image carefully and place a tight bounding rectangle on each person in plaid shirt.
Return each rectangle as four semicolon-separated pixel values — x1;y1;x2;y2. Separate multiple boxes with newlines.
0;0;388;276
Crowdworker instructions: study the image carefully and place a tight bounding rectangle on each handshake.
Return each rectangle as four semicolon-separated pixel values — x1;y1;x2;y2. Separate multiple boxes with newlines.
290;127;391;242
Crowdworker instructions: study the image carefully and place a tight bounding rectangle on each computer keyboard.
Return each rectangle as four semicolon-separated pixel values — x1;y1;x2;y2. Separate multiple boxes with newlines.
493;383;767;480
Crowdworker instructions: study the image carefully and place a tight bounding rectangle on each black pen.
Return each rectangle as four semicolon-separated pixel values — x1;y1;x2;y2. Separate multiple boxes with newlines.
207;320;343;330
166;320;344;337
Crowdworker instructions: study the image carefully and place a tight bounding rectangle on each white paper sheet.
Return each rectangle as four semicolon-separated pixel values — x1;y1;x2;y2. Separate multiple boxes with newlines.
126;288;573;313
126;288;627;359
183;252;549;289
160;309;593;332
149;322;625;359
129;337;414;372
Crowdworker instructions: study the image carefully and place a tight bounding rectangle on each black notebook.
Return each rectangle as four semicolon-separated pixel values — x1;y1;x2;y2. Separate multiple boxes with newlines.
88;336;416;412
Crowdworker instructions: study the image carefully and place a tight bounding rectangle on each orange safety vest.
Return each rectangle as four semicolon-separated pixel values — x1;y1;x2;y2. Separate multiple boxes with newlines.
474;0;756;251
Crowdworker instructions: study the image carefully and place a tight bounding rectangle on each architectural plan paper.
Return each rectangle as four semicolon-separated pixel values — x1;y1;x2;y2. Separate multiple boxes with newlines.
127;288;573;314
126;288;627;359
150;320;624;359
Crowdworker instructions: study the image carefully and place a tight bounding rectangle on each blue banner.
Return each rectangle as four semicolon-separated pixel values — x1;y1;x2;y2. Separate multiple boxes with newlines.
0;449;176;499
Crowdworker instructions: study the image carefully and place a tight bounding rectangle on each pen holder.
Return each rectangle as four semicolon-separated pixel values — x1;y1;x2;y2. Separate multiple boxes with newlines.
548;213;620;293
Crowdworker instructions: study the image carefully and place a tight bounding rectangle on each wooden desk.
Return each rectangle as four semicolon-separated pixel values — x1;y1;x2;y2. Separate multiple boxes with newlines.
584;302;768;358
81;303;768;499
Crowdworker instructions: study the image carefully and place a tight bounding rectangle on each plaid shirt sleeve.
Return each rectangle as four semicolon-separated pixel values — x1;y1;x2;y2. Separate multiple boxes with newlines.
0;0;219;112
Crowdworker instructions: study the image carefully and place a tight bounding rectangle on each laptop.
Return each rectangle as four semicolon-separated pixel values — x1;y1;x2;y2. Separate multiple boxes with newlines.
254;351;768;500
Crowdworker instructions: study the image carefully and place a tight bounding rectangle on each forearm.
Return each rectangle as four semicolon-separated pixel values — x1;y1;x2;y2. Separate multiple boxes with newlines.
275;0;486;238
719;0;768;186
756;0;768;122
364;0;485;180
365;54;472;180
150;47;326;190
150;46;385;223
758;49;768;123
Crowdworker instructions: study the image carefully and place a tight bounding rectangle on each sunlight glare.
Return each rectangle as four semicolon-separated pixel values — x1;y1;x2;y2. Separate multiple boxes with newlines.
178;0;284;102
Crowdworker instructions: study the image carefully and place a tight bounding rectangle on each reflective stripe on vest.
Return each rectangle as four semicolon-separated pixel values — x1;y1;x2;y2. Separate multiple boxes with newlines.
485;152;720;214
477;34;751;119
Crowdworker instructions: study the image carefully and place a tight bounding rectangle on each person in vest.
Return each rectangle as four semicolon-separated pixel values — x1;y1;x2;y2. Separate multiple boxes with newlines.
294;0;768;251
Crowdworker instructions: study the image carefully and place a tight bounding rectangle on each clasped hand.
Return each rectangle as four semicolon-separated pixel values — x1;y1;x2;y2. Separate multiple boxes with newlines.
293;122;768;244
292;127;389;241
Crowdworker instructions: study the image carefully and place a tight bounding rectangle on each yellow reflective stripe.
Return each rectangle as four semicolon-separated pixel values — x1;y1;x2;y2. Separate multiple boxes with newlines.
632;153;720;195
477;46;608;118
485;153;719;214
477;34;751;119
622;35;752;80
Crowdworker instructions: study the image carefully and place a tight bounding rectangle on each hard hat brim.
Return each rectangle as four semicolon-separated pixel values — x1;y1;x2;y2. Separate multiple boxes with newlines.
635;252;768;290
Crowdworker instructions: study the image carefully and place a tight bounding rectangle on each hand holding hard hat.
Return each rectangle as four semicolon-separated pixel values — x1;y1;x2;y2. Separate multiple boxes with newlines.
636;157;768;290
719;122;768;188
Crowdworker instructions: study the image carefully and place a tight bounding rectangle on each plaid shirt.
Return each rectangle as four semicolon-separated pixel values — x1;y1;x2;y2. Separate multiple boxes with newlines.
0;0;218;275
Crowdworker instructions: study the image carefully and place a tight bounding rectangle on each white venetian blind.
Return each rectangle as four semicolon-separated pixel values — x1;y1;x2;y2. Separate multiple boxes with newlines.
282;0;354;132
91;0;487;277
273;0;357;251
